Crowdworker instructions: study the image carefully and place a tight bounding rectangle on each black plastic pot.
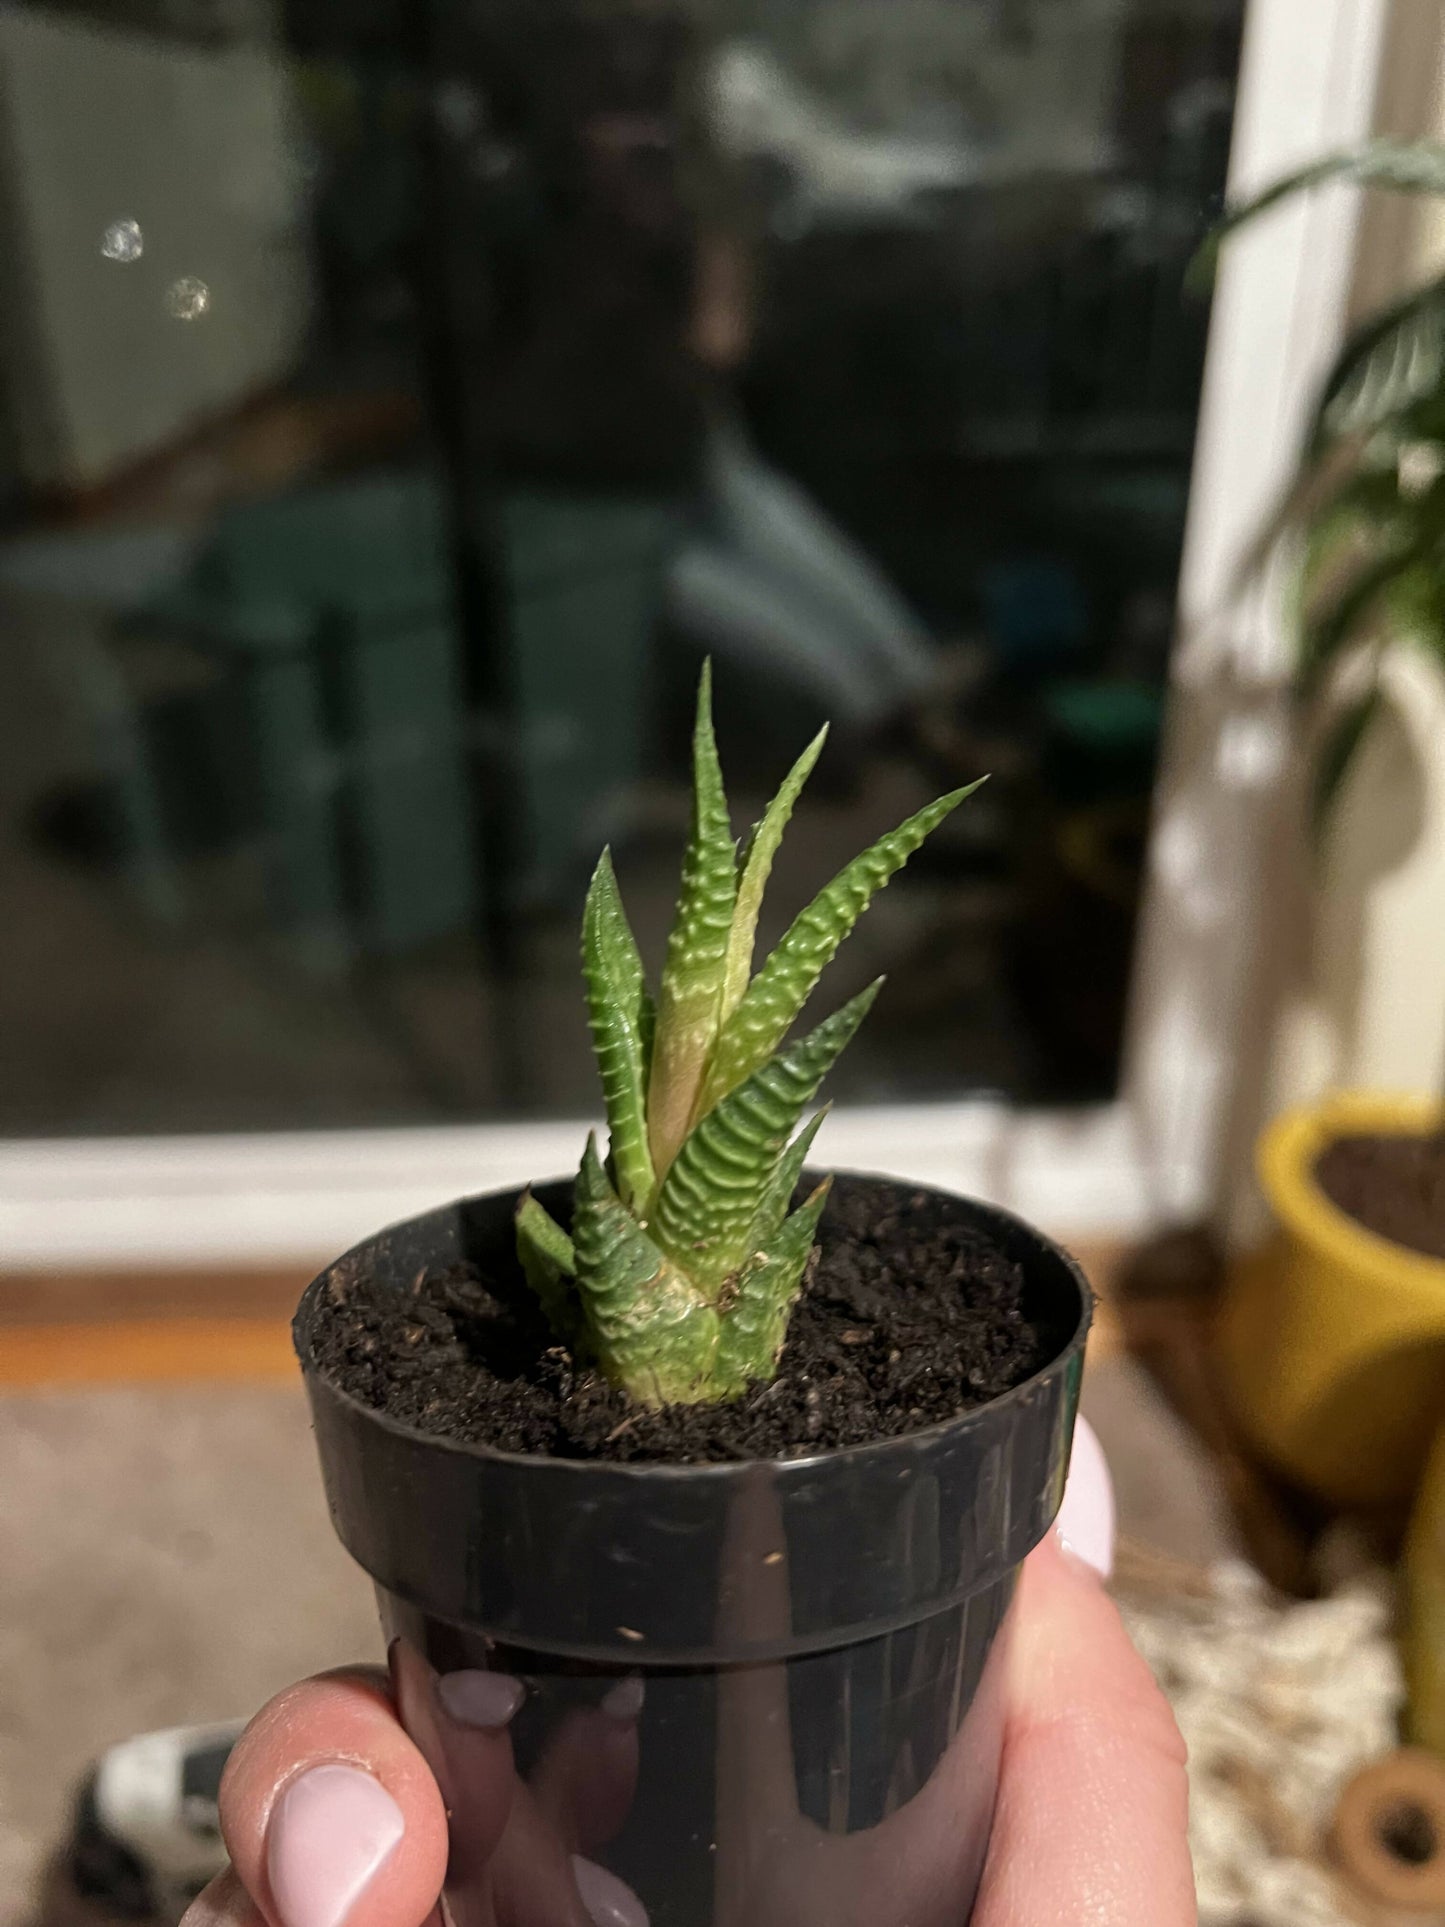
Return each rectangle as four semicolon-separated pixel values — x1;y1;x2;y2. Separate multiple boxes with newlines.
295;1174;1091;1927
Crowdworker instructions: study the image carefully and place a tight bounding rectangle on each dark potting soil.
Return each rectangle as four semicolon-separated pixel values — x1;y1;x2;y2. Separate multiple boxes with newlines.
1315;1132;1445;1263
306;1180;1062;1464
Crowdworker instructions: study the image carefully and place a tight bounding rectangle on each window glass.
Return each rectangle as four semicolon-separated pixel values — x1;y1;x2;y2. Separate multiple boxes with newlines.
0;0;1244;1133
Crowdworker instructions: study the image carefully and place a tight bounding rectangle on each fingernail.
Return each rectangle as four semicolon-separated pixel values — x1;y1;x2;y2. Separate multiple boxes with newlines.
572;1854;650;1927
437;1669;525;1729
266;1764;404;1927
1055;1415;1115;1580
601;1675;644;1722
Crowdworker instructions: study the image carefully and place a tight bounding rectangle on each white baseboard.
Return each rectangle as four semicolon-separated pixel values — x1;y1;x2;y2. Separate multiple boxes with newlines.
0;1101;1160;1272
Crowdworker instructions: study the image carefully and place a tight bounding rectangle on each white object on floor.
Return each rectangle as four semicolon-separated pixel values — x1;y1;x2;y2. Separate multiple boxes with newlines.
1121;1555;1404;1927
93;1718;242;1919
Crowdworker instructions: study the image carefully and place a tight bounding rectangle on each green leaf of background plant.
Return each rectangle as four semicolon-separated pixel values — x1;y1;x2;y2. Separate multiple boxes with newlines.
1300;541;1422;698
1195;139;1445;286
720;724;828;1025
1305;274;1445;457
1310;684;1383;844
700;784;980;1113
647;662;738;1178
581;850;656;1211
653;982;881;1290
1222;438;1379;608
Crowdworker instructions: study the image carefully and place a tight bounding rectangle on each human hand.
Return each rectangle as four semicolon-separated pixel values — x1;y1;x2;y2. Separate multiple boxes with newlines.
182;1420;1194;1927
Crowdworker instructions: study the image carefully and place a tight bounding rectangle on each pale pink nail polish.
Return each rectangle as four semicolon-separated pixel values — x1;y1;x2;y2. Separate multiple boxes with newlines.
572;1854;650;1927
438;1668;525;1729
266;1764;404;1927
1055;1414;1115;1579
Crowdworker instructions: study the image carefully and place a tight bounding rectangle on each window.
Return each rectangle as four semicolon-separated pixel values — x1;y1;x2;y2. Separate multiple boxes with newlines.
0;0;1388;1260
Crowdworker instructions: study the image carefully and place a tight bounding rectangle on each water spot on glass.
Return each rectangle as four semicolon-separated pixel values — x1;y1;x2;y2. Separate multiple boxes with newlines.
166;276;210;321
473;141;519;184
435;79;481;141
101;218;143;263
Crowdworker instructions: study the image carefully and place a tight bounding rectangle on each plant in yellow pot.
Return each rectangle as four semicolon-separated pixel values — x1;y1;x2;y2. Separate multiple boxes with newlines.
1205;140;1445;1512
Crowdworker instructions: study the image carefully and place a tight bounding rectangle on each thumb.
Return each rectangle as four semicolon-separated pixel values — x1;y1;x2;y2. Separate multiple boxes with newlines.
975;1422;1196;1927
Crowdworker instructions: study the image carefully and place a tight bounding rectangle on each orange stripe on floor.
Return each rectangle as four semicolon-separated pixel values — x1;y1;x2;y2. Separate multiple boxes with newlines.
0;1241;1125;1389
0;1318;298;1387
1;1313;1119;1388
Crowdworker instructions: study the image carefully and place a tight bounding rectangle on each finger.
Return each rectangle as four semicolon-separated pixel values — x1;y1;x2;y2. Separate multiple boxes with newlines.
485;1781;647;1927
218;1667;449;1927
182;1868;267;1927
531;1680;642;1852
393;1651;635;1927
1054;1413;1116;1581
391;1645;521;1884
976;1529;1194;1921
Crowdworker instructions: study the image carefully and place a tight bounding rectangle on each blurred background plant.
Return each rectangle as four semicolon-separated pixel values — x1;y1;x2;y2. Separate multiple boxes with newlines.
1209;138;1445;837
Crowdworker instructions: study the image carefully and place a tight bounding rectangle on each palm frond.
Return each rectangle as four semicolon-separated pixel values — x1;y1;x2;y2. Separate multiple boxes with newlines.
1195;139;1445;284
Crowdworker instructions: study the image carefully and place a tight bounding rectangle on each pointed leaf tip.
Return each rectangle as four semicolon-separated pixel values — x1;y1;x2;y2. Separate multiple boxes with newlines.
750;1105;831;1247
701;782;979;1112
647;666;738;1177
712;1177;833;1394
653;981;879;1287
515;1190;579;1343
582;856;655;1211
721;721;830;1023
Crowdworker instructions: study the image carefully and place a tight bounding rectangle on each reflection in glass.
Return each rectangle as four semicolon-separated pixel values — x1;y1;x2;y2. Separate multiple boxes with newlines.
0;0;1245;1132
384;1550;1013;1927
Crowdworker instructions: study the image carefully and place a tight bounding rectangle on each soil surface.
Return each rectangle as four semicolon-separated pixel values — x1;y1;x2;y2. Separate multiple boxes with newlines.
305;1180;1066;1463
1315;1132;1445;1263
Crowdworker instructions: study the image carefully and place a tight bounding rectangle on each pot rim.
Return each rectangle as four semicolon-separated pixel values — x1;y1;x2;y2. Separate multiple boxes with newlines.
1259;1091;1445;1287
295;1168;1093;1483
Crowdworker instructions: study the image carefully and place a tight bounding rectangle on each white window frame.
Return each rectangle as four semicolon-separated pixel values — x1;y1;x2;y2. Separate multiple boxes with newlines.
0;0;1390;1272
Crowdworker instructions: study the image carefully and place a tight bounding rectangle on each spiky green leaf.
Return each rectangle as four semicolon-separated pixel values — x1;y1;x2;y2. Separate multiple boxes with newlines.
647;661;738;1177
750;1107;828;1249
719;725;828;1023
653;982;880;1289
582;850;656;1211
515;1193;579;1344
700;784;981;1112
572;1135;719;1405
712;1181;832;1396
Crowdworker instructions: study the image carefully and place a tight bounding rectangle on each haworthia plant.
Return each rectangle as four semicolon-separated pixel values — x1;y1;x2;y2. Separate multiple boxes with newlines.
515;666;982;1407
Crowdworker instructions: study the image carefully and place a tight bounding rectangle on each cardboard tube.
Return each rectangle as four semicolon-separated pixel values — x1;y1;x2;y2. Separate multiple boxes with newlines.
1333;1750;1445;1911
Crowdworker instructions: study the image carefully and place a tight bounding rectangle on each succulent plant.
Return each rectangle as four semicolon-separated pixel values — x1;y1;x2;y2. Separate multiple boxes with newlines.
515;666;980;1407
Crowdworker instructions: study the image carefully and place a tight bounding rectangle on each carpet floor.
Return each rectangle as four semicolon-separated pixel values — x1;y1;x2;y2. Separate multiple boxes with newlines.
0;1387;375;1923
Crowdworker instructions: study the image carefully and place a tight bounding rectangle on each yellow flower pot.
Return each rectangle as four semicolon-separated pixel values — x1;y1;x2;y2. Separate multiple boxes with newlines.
1405;1420;1445;1753
1218;1091;1445;1510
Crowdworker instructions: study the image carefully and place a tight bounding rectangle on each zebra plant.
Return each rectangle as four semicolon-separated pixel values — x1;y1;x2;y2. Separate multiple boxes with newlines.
516;667;979;1407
